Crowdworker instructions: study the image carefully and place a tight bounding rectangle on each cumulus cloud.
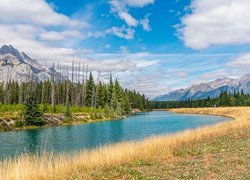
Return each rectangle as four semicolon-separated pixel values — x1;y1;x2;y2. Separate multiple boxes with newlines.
0;0;138;65
0;0;83;27
0;24;78;61
179;0;250;50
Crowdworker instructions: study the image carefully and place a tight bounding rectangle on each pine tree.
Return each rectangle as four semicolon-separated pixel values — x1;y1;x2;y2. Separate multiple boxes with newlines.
97;82;105;108
86;72;95;107
115;79;125;114
108;75;113;104
64;103;72;119
24;92;44;126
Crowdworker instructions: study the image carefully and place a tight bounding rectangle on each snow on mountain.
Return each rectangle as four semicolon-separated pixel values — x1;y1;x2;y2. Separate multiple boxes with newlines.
154;74;250;101
0;45;62;83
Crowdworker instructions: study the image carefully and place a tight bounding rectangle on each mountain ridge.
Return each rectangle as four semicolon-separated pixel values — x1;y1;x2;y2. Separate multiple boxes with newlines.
154;74;250;101
0;45;62;82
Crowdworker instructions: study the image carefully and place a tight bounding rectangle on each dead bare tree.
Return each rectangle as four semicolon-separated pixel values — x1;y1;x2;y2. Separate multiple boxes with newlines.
71;60;75;106
94;72;100;108
51;63;56;113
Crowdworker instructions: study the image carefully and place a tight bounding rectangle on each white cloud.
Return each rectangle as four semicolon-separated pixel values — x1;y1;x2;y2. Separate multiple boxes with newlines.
119;12;138;26
109;0;154;29
39;31;83;41
108;26;135;40
179;0;250;49
0;0;92;62
0;0;83;27
0;24;84;64
0;0;139;65
70;53;158;75
140;14;151;31
227;54;250;71
124;0;155;8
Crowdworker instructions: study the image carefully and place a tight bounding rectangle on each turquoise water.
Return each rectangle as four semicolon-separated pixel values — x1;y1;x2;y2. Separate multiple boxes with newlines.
0;111;230;159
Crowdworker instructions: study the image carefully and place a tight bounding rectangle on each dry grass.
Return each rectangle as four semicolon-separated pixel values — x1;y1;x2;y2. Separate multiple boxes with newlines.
0;107;250;180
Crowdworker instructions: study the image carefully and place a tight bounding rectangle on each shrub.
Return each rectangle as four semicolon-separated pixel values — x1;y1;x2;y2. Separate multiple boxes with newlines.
14;120;24;127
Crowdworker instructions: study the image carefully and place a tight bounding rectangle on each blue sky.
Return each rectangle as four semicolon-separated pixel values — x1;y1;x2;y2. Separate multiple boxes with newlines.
0;0;250;97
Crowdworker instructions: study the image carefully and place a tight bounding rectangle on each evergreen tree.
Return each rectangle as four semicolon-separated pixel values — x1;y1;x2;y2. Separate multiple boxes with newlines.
64;103;72;119
24;92;44;126
108;75;113;104
97;82;105;108
115;79;125;114
86;72;95;107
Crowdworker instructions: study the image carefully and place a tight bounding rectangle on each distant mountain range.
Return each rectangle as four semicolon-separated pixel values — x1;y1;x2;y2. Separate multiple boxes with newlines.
154;74;250;101
0;45;62;82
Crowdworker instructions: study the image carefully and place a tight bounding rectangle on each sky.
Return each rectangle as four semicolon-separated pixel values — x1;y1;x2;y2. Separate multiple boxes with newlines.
0;0;250;98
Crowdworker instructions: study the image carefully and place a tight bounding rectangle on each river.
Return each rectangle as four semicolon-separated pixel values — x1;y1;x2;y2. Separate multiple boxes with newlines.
0;111;230;159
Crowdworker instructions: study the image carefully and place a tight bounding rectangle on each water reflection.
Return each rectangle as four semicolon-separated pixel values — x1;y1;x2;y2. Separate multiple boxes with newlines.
24;129;39;153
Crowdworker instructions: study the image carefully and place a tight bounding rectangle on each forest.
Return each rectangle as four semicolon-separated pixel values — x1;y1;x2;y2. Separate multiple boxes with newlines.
0;72;150;127
150;91;250;109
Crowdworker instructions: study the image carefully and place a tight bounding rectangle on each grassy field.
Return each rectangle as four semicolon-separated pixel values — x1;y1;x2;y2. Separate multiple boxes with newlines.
0;107;249;179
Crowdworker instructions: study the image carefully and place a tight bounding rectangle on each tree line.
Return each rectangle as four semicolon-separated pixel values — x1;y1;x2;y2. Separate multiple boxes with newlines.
0;73;150;126
150;91;250;109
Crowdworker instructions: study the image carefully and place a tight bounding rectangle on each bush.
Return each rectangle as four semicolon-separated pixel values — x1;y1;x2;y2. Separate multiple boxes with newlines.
14;120;24;127
24;95;45;126
64;104;72;119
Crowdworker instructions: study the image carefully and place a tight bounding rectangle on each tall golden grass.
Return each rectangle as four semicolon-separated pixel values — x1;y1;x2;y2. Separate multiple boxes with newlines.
0;107;250;180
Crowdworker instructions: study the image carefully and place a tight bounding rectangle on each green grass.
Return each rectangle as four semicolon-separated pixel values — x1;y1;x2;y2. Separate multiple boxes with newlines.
0;104;24;113
0;104;105;114
87;128;250;179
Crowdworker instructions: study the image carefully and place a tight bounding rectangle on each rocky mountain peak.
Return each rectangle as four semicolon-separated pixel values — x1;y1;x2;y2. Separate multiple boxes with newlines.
0;44;63;83
0;45;24;63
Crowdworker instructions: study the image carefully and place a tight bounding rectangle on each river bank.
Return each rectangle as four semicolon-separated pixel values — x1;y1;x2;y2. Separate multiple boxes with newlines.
0;107;249;179
0;109;143;132
0;112;116;132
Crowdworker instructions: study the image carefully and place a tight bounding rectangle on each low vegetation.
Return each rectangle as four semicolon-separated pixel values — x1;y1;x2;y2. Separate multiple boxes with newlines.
0;107;249;179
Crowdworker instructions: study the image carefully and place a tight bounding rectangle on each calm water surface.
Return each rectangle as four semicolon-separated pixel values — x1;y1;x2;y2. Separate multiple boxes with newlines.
0;111;230;159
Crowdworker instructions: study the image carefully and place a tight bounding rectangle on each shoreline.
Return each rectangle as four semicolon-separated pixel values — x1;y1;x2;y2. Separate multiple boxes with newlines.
0;111;142;132
1;107;249;179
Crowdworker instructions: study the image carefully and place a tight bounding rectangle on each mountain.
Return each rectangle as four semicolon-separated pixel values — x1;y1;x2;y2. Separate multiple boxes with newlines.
154;75;250;101
0;45;62;82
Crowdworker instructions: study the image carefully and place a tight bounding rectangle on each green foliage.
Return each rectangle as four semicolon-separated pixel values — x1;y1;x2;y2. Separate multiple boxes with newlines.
0;104;23;113
14;119;24;127
86;72;95;107
64;104;72;119
24;93;45;126
0;73;150;123
41;103;49;113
